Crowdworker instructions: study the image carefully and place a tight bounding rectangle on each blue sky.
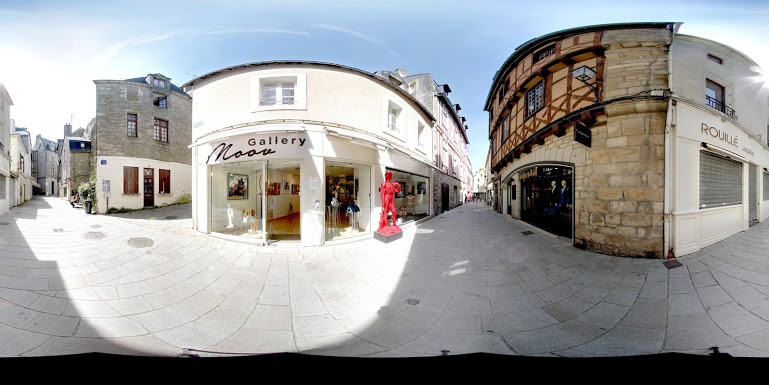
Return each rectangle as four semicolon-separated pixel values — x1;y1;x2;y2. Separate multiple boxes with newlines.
2;0;768;171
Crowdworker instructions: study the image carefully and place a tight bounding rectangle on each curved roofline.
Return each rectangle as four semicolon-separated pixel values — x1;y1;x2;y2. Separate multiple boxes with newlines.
181;60;435;122
484;22;678;110
674;33;762;69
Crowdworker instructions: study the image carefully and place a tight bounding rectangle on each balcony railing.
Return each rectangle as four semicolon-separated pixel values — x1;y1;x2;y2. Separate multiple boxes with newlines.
260;100;295;106
706;96;737;119
387;122;400;134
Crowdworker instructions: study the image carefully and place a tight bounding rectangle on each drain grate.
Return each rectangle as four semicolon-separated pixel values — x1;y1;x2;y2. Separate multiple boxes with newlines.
165;216;178;220
84;231;106;240
90;224;102;229
663;260;683;269
406;299;420;305
128;237;154;248
521;231;534;235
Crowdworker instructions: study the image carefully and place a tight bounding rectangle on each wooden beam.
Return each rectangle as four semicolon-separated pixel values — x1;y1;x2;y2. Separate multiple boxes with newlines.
534;136;544;145
553;124;566;137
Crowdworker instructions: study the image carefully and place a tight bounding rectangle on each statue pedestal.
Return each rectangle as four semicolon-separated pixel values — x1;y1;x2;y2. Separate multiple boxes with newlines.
374;229;403;243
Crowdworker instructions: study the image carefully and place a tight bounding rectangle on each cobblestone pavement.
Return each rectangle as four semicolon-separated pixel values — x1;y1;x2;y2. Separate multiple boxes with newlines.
2;196;769;358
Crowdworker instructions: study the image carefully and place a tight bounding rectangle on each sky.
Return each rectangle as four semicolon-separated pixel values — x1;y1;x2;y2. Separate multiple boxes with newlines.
2;0;768;171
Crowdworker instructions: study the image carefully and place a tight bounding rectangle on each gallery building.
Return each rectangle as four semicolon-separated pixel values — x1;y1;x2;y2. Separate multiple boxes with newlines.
182;61;446;246
485;22;769;258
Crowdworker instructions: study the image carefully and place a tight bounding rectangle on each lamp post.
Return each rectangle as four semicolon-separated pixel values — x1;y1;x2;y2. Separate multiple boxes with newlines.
571;66;599;102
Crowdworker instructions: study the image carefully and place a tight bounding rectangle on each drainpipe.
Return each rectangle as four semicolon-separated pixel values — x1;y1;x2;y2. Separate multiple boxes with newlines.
663;34;675;257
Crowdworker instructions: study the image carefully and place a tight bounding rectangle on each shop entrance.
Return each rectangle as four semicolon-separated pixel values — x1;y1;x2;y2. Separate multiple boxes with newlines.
520;165;573;238
325;161;370;241
143;168;154;207
265;160;301;242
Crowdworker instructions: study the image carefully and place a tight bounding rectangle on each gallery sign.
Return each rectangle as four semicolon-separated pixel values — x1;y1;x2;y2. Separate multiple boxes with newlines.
202;132;311;165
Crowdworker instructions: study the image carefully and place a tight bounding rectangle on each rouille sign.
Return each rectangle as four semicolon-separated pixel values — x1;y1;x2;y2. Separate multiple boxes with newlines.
204;133;309;164
701;123;738;147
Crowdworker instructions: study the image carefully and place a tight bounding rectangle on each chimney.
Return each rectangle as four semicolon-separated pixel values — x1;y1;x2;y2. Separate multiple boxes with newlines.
64;123;72;138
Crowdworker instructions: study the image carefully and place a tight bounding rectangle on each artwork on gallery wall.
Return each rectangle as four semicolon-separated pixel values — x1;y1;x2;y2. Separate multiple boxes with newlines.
417;181;425;195
268;182;281;195
395;181;406;198
228;174;248;200
292;184;300;194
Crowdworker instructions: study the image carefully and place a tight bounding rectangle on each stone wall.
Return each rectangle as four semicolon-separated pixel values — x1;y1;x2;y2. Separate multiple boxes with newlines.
94;81;192;165
432;168;464;215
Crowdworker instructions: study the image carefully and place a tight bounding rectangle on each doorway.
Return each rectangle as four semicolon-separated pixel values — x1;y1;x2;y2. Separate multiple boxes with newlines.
325;161;370;241
520;165;573;238
441;183;449;213
265;160;301;242
143;168;154;207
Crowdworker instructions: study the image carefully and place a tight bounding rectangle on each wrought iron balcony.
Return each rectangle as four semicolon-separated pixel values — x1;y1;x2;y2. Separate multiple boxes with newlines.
706;96;737;119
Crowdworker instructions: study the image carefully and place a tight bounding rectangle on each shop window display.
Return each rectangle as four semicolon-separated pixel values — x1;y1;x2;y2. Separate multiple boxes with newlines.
386;168;430;225
519;165;572;238
326;161;371;241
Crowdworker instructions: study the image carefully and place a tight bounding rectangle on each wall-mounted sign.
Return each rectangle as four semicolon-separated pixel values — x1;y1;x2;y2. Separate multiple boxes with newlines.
203;132;311;165
100;160;107;165
573;122;591;148
701;123;738;147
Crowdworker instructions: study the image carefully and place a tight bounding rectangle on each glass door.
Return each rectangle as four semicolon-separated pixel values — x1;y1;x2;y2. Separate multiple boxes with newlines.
265;159;302;243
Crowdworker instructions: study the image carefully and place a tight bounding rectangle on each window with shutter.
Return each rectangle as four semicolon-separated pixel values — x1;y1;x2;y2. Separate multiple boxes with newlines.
124;166;139;194
699;151;742;209
159;169;170;194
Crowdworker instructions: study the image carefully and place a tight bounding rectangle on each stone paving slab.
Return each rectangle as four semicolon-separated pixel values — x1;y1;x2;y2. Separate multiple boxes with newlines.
6;197;769;357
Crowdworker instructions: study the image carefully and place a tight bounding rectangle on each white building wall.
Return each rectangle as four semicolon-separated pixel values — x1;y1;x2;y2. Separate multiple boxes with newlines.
93;155;191;213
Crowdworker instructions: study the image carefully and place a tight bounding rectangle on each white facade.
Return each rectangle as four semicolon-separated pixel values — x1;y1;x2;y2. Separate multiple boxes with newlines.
10;127;32;206
185;62;436;246
669;35;769;256
0;84;13;216
93;156;191;212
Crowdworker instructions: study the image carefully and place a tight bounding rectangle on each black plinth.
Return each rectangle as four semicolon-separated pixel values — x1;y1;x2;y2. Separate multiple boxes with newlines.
373;230;403;243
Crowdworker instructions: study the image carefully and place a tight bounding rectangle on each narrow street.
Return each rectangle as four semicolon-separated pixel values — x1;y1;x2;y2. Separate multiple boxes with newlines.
2;196;769;357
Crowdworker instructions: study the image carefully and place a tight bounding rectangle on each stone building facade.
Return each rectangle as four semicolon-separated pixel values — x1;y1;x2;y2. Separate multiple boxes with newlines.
59;122;92;199
486;22;769;258
91;73;192;213
0;84;12;216
32;134;58;196
485;22;673;258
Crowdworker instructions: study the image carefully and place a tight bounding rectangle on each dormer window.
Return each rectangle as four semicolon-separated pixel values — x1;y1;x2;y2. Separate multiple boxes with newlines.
153;78;166;88
153;94;168;108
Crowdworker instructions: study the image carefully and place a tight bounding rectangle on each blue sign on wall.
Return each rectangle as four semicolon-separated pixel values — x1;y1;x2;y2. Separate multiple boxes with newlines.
100;160;107;165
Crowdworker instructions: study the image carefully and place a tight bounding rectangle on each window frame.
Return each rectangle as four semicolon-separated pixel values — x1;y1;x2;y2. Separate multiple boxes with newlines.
154;118;169;143
526;81;545;118
123;166;139;194
127;113;138;137
251;73;307;111
159;169;171;194
382;96;406;141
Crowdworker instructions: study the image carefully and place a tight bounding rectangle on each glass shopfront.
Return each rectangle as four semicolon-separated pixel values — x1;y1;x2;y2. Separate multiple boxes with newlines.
325;161;371;241
520;165;573;238
210;159;302;242
386;168;430;225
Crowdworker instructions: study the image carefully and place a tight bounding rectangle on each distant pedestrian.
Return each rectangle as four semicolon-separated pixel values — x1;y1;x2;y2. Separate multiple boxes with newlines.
70;194;80;208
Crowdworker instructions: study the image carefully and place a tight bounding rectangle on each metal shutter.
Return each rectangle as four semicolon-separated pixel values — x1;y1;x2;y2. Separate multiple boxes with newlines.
749;164;757;222
699;151;742;209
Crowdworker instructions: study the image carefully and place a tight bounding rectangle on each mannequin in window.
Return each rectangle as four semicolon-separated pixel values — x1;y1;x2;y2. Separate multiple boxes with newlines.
560;180;570;209
547;180;558;215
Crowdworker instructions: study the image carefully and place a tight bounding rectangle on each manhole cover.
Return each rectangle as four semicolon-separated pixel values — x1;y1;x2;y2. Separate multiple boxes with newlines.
53;228;64;232
663;260;683;269
406;299;420;305
128;237;154;248
521;231;534;235
84;231;106;240
165;216;178;220
90;225;102;229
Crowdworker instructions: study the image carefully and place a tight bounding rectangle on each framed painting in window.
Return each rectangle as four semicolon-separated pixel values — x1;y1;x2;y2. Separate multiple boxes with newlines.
228;174;248;200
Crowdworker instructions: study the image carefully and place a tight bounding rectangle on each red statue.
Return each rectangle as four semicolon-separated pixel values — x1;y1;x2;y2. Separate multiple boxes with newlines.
377;171;402;235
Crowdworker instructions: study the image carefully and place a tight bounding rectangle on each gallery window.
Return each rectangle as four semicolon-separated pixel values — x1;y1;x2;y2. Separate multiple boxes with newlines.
699;151;742;209
127;113;137;137
159;169;170;194
154;118;168;142
123;166;139;194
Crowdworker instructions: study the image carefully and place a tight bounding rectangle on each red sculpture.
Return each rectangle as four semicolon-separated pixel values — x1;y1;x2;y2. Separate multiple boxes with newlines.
377;171;402;235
